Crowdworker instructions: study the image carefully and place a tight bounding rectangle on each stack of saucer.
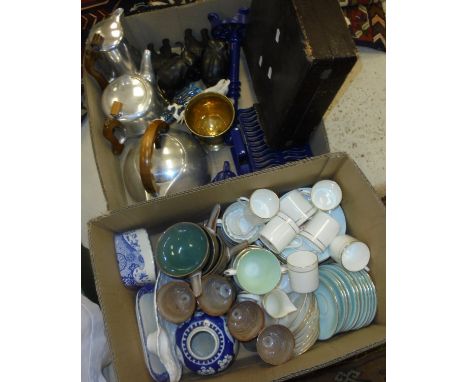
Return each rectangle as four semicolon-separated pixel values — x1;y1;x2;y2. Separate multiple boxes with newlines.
315;264;377;340
274;292;319;356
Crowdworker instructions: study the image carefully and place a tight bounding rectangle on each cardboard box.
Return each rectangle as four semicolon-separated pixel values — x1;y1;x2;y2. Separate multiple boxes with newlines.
84;0;330;212
88;152;386;382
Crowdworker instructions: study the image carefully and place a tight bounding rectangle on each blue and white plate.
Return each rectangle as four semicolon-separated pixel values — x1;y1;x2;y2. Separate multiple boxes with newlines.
136;286;170;382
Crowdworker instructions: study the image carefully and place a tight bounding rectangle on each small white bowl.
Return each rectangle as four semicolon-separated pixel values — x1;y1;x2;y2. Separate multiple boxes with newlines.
310;180;342;211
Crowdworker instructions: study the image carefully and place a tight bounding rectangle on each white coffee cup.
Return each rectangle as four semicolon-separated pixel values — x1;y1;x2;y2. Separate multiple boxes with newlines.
280;189;317;226
262;289;297;319
310;180;342;211
300;211;340;252
238;189;280;224
286;251;319;293
259;212;300;254
330;235;370;272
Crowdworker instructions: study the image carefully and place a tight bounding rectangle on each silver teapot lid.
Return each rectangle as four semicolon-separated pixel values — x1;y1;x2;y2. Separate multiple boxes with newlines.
102;74;153;121
88;8;124;51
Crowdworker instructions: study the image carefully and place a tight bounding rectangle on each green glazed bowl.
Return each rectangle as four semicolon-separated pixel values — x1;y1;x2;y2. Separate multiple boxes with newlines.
155;222;210;278
235;247;282;295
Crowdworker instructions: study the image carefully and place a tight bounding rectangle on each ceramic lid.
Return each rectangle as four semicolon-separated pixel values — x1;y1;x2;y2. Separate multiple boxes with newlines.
102;74;153;121
89;8;124;51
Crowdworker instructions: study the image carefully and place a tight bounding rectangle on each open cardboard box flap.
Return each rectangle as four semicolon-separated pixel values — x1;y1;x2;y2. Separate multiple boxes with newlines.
88;152;386;382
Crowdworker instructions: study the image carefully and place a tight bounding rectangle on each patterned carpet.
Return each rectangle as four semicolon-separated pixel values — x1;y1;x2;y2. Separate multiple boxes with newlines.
81;0;386;54
292;345;385;381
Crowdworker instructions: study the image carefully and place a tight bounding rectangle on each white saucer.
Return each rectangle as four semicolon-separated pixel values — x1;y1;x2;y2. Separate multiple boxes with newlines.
222;201;263;243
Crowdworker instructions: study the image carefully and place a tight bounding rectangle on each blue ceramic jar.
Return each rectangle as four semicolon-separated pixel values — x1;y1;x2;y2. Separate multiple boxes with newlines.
175;311;238;376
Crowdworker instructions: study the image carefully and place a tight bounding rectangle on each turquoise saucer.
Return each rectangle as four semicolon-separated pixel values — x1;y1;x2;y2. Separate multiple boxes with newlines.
315;280;339;340
322;264;358;332
319;269;348;334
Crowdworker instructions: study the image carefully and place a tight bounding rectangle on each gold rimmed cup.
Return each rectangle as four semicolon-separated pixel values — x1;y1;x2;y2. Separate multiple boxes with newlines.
184;92;235;151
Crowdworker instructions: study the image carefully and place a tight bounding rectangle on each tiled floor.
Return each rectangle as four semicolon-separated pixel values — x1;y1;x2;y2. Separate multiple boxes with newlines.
324;47;386;197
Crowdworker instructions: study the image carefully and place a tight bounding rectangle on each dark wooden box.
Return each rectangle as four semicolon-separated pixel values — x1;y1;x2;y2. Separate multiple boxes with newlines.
243;0;357;148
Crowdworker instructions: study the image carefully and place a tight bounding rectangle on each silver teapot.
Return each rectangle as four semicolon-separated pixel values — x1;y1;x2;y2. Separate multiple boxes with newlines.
84;8;138;87
123;120;210;203
102;49;170;155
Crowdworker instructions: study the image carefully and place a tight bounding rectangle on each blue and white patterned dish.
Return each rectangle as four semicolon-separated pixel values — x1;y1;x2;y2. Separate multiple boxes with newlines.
136;285;170;382
175;311;238;376
114;228;156;288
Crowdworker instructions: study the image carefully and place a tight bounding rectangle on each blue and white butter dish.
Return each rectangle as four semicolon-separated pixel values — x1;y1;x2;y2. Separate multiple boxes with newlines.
136;285;170;382
114;228;156;288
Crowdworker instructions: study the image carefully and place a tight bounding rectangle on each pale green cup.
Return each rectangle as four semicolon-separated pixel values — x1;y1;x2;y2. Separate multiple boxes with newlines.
224;246;286;295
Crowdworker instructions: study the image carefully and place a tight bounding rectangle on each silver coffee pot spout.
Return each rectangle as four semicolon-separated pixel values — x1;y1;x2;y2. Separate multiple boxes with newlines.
139;49;155;84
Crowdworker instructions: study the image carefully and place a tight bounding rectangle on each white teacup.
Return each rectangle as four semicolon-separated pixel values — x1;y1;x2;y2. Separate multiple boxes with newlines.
280;189;317;226
286;251;319;293
238;188;280;224
301;211;340;252
330;235;370;272
259;212;300;254
262;289;297;319
310;180;342;211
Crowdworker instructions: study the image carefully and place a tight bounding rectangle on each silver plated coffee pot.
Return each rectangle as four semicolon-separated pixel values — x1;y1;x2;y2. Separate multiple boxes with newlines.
84;8;139;88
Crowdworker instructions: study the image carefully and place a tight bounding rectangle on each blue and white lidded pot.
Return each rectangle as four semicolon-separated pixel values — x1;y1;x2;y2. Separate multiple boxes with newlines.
175;311;238;376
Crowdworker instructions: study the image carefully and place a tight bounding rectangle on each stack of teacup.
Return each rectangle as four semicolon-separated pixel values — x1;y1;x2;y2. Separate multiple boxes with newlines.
152;205;249;297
